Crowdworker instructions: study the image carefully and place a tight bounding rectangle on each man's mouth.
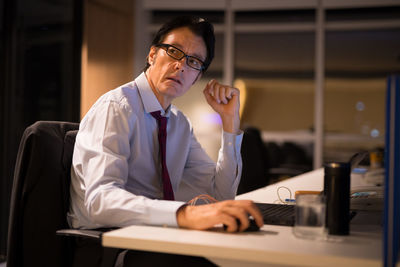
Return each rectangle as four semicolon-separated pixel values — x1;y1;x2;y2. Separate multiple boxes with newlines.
166;77;182;85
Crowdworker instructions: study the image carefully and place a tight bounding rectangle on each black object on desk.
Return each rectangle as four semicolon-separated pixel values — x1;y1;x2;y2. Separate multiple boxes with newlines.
324;162;351;235
223;217;260;232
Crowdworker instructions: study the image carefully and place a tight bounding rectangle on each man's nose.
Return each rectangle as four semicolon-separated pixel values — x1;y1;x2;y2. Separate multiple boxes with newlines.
173;57;186;71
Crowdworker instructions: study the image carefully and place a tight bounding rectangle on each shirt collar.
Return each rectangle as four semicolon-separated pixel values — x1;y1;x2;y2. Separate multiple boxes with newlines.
135;72;171;117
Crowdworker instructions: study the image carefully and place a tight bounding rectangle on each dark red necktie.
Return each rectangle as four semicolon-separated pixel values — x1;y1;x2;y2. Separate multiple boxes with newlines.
150;111;175;200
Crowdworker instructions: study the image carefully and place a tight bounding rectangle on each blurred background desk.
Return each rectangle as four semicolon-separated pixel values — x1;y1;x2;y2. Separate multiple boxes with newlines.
102;169;382;267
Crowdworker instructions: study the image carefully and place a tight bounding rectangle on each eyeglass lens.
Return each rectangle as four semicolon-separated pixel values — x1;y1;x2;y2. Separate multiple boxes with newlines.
164;45;203;70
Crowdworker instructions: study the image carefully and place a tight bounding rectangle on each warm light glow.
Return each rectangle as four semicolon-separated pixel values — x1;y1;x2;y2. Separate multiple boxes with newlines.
234;79;247;118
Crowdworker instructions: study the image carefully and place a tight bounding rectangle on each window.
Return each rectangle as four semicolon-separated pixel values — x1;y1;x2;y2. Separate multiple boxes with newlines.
135;0;400;165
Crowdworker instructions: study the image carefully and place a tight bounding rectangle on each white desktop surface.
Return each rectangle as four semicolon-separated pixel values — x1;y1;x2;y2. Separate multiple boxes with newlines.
236;168;377;203
236;169;324;203
102;169;382;267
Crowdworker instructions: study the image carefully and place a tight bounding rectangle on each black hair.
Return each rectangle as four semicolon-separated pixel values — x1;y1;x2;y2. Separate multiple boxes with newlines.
144;16;215;72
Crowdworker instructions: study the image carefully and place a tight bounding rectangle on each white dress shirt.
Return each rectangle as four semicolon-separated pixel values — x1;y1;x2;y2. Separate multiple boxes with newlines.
68;72;243;229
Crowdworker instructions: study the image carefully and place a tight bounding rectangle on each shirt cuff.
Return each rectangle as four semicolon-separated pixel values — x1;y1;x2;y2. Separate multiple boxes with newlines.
147;200;186;227
221;130;243;154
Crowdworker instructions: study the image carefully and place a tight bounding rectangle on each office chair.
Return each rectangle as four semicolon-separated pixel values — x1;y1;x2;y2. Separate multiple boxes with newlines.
266;142;313;182
237;127;270;195
7;121;121;267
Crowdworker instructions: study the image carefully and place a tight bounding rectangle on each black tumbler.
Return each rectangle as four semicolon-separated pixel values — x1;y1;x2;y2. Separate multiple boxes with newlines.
324;162;350;235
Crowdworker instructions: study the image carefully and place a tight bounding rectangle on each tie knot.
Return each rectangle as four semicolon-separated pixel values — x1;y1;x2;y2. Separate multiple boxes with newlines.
150;111;162;120
150;111;167;129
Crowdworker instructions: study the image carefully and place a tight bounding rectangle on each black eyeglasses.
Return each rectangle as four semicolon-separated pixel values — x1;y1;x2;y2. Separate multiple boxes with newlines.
157;44;205;71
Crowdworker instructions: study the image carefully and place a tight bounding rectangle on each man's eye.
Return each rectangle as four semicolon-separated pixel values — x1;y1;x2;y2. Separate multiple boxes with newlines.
169;48;179;55
188;58;200;66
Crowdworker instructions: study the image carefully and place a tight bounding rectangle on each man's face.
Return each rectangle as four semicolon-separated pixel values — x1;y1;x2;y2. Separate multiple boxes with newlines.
146;27;207;108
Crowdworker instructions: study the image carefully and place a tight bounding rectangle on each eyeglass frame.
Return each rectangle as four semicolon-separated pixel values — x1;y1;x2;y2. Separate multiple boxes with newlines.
156;43;205;71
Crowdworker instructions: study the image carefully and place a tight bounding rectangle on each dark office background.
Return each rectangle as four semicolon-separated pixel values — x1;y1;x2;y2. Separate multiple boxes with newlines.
0;0;82;260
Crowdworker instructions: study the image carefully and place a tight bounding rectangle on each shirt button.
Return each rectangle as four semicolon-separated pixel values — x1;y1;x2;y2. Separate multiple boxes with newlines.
228;142;232;146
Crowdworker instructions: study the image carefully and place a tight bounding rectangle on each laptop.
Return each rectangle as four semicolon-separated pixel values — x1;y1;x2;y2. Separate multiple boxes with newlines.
255;202;295;226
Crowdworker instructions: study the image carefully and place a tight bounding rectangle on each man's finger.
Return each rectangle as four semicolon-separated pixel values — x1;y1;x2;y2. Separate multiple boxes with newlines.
245;203;263;227
226;200;263;228
218;86;227;104
220;213;239;232
221;206;251;232
206;79;216;95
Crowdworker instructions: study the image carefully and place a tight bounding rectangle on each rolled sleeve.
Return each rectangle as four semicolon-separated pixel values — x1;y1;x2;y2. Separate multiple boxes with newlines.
213;130;244;199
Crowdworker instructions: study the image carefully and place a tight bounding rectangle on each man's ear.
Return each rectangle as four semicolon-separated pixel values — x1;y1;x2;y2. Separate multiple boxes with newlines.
148;46;157;66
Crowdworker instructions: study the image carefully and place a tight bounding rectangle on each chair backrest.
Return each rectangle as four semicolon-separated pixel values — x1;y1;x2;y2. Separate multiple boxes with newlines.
7;121;79;267
238;127;269;195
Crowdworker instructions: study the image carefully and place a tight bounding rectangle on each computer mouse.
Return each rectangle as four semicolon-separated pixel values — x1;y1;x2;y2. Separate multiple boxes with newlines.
223;217;260;232
245;218;261;232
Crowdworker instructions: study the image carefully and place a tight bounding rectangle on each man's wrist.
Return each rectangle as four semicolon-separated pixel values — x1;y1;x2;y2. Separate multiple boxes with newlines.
176;204;188;227
221;115;240;134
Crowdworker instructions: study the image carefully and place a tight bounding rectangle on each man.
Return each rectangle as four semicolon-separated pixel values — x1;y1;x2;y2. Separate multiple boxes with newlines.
69;15;262;246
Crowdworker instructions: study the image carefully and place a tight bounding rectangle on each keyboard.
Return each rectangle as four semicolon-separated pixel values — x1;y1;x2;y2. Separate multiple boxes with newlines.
255;202;295;226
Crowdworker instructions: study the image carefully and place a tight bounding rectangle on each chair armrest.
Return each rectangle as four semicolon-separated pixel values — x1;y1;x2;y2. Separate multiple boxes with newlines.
57;228;125;267
56;229;104;240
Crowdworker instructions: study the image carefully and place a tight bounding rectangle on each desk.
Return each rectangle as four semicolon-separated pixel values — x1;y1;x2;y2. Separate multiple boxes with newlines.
102;169;382;267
